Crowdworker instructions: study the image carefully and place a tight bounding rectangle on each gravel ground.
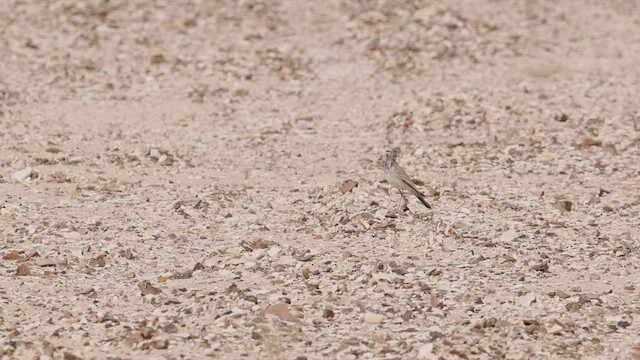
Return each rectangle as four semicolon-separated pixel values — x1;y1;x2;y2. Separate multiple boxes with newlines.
1;1;640;359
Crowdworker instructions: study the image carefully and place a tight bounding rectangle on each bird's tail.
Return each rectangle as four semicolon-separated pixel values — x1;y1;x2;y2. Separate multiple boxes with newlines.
416;193;432;209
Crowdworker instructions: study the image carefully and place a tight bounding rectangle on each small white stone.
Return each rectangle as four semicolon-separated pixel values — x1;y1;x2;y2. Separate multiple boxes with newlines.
250;249;266;260
268;246;282;257
547;324;563;334
417;343;437;359
12;167;33;182
517;292;536;307
363;313;384;324
498;229;520;243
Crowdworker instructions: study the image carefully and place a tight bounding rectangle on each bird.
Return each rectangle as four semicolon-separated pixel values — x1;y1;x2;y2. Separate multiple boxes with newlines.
383;148;431;210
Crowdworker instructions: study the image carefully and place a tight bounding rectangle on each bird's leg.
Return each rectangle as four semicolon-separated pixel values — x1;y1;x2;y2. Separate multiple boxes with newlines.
401;191;409;211
395;190;403;210
397;190;409;212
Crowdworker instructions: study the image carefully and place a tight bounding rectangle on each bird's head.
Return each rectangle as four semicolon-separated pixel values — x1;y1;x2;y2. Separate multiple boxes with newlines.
385;148;398;162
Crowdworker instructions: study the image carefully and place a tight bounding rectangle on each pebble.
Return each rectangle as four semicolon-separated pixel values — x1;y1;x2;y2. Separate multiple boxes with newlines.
12;167;33;182
268;246;282;257
363;313;384;324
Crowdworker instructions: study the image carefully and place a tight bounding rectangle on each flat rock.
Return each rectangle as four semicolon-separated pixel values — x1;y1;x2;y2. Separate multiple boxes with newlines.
363;313;384;324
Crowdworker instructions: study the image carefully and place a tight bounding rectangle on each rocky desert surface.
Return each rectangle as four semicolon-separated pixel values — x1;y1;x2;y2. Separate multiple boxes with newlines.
1;0;640;359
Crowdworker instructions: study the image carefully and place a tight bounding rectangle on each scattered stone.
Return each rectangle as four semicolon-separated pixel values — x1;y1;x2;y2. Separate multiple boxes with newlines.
517;292;536;307
138;280;162;295
118;248;134;259
427;268;442;276
152;339;168;349
565;301;581;312
3;250;20;260
582;137;602;148
531;263;549;272
480;317;497;328
170;269;193;280
301;267;311;279
498;229;520;242
323;308;335;319
16;264;31;276
89;255;106;268
267;246;282;257
226;283;244;295
363;313;384;324
96;311;116;323
150;54;166;64
76;288;98;298
244;294;258;304
293;249;314;262
618;320;631;328
555;200;572;212
174;332;192;339
140;326;154;339
547;324;563;334
339;179;358;194
12;167;33;182
241;239;275;252
392;266;408;275
554;113;569;122
163;324;178;334
417;343;437;360
262;303;297;322
63;352;82;360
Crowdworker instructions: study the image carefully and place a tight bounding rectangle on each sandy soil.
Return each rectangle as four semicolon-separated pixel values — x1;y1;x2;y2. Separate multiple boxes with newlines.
1;1;640;359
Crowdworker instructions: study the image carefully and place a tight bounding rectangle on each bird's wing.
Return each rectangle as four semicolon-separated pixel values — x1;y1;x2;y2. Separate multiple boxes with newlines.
394;164;425;197
400;177;425;197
